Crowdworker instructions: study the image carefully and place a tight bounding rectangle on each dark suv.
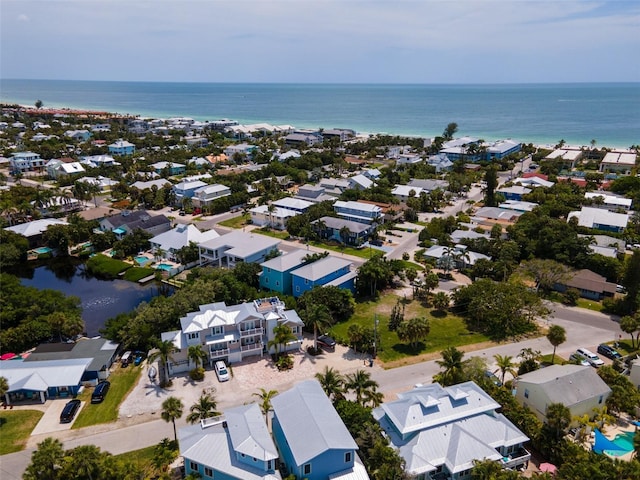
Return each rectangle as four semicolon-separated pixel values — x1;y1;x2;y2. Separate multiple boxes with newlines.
91;381;111;404
317;335;336;351
597;344;622;360
60;399;81;423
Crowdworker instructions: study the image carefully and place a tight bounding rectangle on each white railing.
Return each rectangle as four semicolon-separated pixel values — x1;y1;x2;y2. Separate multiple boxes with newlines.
210;348;229;359
239;327;264;337
241;342;263;352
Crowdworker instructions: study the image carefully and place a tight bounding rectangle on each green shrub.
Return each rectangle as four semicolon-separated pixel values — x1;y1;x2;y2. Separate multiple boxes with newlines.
276;355;293;371
189;367;205;381
86;254;130;279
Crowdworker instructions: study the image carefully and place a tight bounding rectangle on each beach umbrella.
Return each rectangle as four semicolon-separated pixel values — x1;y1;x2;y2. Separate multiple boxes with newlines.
539;463;557;475
0;353;16;361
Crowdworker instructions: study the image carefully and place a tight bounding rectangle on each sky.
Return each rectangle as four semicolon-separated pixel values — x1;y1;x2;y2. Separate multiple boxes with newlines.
1;0;639;84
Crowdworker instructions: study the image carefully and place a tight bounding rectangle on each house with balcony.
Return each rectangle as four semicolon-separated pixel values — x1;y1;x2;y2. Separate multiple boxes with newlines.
373;381;531;480
249;205;299;230
108;139;136;156
224;143;257;160
312;216;373;245
485;139;522;160
271;380;368;480
9;151;45;174
198;230;281;268
543;148;583;169
290;256;356;298
333;200;382;225
192;184;232;208
179;404;281;480
150;224;220;262
599;151;637;175
284;132;320;147
172;179;209;203
439;137;482;162
272;197;314;214
160;296;303;372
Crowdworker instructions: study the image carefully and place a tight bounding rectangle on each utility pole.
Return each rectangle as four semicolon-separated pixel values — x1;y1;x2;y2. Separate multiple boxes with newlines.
373;313;378;359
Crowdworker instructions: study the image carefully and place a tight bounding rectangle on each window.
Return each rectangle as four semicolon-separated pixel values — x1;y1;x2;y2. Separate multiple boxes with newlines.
304;279;309;285
303;463;311;475
524;389;529;399
187;332;199;340
189;461;198;471
599;395;603;404
345;452;352;463
267;460;272;470
211;326;223;335
296;286;300;292
265;278;269;284
276;281;280;286
204;466;213;477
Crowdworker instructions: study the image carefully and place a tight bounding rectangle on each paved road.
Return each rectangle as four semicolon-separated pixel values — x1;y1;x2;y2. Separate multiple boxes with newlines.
0;303;623;478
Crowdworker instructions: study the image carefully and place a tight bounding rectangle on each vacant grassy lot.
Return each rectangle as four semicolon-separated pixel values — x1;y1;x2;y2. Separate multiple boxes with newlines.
576;298;604;312
73;365;141;429
0;410;44;454
307;240;373;259
253;228;291;240
330;294;489;364
115;445;157;468
218;213;249;229
123;267;156;282
86;254;131;278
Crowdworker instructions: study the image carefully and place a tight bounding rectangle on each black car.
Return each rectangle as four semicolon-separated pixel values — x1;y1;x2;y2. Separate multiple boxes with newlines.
597;344;622;360
317;335;336;351
91;381;111;404
60;399;81;423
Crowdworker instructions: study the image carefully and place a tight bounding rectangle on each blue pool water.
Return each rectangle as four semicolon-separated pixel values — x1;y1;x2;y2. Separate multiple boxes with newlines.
156;263;173;271
604;431;635;457
34;247;52;254
135;256;150;266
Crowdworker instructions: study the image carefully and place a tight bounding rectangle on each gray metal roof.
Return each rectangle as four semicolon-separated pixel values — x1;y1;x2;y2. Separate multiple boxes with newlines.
516;364;611;406
260;249;309;272
26;338;118;373
290;256;352;281
271;380;357;465
0;358;93;392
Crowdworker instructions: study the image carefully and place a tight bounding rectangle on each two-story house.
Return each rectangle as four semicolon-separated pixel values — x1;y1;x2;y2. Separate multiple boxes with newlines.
192;184;232;208
108;139;136;156
179;404;281;480
160;297;303;372
333;200;382;225
271;380;368;480
259;249;311;295
290;256;356;298
9;152;45;174
173;179;209;204
224;143;257;160
373;381;531;480
99;210;171;239
198;230;281;268
151;161;186;176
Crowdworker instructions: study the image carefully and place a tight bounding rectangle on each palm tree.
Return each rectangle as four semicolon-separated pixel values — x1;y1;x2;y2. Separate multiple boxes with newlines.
161;396;184;443
314;218;327;240
266;203;277;229
435;346;466;386
546;324;566;364
633;430;640;459
493;354;517;385
267;323;297;359
339;225;351;246
305;303;333;351
187;344;207;370
253;388;278;421
186;394;219;424
432;291;450;311
148;339;177;387
315;366;345;403
68;445;101;480
345;369;380;407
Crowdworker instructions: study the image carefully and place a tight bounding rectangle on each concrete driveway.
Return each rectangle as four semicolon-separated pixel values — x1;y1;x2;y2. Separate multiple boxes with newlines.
30;399;85;436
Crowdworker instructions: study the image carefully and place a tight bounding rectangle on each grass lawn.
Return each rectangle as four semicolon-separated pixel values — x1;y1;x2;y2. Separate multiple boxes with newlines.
72;365;141;429
123;267;156;282
114;445;157;469
253;228;291;240
0;410;44;454
218;213;249;229
307;240;373;259
86;254;131;278
575;299;603;312
541;353;566;365
330;294;489;365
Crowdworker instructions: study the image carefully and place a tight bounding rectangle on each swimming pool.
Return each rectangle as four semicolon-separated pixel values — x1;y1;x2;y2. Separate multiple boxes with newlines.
603;431;635;457
135;256;150;266
34;247;52;254
156;263;173;271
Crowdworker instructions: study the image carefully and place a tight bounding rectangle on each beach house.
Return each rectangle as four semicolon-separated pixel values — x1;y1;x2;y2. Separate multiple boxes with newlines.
271;380;368;480
373;381;531;479
160;296;303;371
108;139;136;156
149;224;220;262
567;207;629;233
192;184;232;208
198;230;281;268
179;404;281;480
99;210;171;239
9;151;45;174
290;256;356;297
333;200;382;225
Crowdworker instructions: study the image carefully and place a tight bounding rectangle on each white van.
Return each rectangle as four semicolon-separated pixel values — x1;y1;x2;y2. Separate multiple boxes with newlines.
214;361;230;382
575;348;604;368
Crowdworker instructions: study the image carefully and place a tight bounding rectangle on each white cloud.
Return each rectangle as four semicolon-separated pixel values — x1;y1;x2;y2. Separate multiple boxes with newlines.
17;14;29;22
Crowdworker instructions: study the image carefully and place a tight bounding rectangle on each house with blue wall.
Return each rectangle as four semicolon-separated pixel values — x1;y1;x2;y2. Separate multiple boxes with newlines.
496;185;532;201
151;161;186;176
9;151;45;174
567;207;629;233
108;139;136;156
179;404;281;480
259;249;311;295
486;139;522;160
271;380;369;480
290;256;356;298
173;179;208;203
333;200;382;225
312;216;373;246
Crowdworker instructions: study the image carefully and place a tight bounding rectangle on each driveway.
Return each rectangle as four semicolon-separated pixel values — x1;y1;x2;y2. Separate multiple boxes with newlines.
30;399;86;436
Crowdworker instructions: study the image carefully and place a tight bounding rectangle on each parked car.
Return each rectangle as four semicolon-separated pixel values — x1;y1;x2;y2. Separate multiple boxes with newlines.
133;351;145;366
317;335;336;351
91;381;111;404
569;353;590;367
60;399;81;423
120;350;132;367
597;344;622;360
575;347;605;367
484;370;502;387
214;360;230;382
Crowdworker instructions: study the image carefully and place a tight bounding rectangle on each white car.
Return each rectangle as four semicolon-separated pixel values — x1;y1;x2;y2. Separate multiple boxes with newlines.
575;348;605;368
214;361;230;382
569;353;590;367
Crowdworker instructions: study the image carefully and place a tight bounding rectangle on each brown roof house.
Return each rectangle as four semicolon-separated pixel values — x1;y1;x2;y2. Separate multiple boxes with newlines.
554;269;617;301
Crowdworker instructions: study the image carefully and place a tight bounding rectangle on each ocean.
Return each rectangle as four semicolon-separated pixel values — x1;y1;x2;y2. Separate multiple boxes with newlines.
1;79;638;149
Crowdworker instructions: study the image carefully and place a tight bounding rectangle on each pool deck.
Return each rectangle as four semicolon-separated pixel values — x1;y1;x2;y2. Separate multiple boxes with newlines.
588;414;637;462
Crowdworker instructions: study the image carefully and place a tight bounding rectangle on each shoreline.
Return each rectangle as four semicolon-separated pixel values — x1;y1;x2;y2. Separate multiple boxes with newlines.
2;102;635;152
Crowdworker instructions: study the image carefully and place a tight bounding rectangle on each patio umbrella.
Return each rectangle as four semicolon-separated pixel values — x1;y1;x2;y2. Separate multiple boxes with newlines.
0;353;16;361
539;463;557;474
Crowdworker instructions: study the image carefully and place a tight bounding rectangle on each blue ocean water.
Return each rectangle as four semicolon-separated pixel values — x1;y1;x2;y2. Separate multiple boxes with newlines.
1;79;638;148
